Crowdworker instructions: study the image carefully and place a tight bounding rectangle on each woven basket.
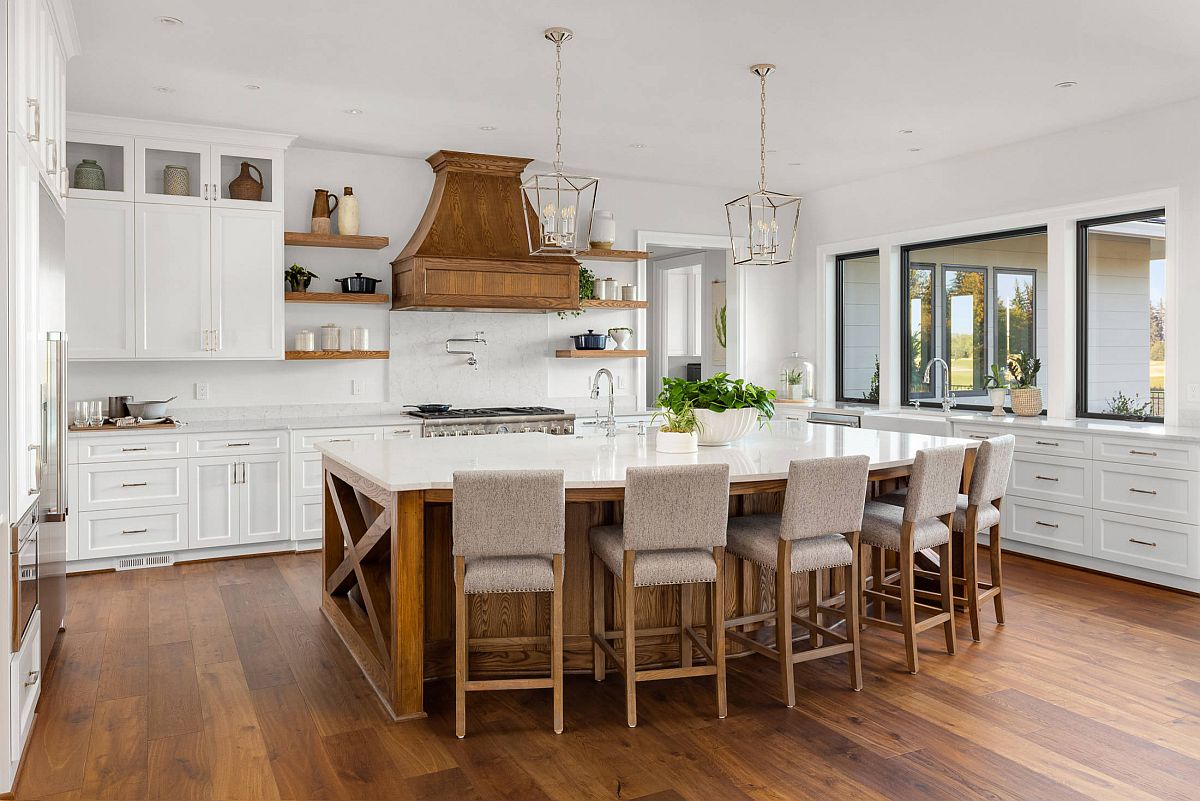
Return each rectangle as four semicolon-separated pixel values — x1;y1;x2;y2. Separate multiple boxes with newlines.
1009;387;1043;417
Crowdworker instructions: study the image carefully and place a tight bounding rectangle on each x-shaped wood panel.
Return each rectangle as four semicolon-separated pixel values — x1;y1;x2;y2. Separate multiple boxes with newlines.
326;471;393;663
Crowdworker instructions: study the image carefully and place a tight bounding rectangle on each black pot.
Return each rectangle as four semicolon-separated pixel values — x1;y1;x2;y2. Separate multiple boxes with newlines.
571;330;608;350
336;273;382;293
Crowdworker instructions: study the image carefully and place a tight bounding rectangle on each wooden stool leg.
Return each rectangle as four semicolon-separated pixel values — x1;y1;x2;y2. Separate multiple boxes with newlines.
680;583;693;668
551;554;564;734
938;523;957;656
591;552;606;681
713;546;728;720
858;542;868;630
899;542;919;674
454;556;468;739
808;570;821;648
845;533;862;691
963;519;981;642
622;550;638;728
776;540;795;707
989;524;1005;624
872;545;886;621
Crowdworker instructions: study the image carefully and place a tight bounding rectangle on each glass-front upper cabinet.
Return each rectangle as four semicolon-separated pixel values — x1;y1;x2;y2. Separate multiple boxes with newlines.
135;138;282;210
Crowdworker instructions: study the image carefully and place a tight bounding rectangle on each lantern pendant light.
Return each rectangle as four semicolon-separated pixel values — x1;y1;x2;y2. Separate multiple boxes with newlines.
522;27;598;256
725;64;801;266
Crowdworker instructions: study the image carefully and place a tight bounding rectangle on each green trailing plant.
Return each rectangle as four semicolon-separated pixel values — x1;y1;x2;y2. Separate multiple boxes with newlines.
557;266;596;319
1006;352;1041;389
863;355;880;402
284;264;318;291
984;363;1008;390
1105;391;1152;420
714;304;727;349
657;373;775;420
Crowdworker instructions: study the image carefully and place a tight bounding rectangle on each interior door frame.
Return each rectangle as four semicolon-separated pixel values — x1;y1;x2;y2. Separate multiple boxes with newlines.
636;231;746;409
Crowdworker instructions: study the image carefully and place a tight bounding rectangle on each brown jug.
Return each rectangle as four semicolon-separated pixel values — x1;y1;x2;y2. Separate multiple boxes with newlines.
228;161;264;201
310;189;339;234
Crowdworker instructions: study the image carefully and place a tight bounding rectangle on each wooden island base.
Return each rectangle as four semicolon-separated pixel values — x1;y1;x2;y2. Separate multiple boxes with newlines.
318;458;946;721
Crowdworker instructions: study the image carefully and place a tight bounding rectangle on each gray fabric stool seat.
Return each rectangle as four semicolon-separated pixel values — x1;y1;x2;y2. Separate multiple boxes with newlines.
452;469;566;738
723;455;870;705
588;463;730;728
861;502;951;551
874;488;1001;534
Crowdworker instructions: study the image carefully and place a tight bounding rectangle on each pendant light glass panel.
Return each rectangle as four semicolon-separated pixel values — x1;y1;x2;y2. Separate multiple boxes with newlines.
726;189;800;266
522;172;597;256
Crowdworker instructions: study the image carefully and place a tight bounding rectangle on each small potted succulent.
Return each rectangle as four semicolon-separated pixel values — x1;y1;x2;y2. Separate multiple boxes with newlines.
1007;352;1042;416
285;264;319;293
652;397;698;454
658;373;775;446
984;363;1008;416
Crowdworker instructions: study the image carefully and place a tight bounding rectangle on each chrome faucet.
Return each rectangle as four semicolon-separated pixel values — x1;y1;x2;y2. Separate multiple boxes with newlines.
922;357;957;413
445;331;486;369
589;368;617;437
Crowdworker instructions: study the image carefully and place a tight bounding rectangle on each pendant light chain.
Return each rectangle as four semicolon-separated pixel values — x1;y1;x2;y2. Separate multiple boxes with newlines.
759;70;768;192
553;37;564;173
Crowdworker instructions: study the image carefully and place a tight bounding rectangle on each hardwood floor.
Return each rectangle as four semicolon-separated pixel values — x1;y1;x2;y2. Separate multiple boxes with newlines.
13;550;1200;800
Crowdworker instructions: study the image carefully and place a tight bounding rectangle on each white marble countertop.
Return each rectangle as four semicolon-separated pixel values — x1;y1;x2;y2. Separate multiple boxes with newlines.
68;413;423;436
886;409;1200;442
316;425;978;492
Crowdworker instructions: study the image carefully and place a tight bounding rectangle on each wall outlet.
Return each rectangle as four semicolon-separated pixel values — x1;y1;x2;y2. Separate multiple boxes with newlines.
194;382;209;401
351;379;363;396
1188;383;1200;403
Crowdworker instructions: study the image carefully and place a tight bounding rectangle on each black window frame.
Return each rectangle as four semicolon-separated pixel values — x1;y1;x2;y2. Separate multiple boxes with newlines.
940;263;989;399
834;249;882;404
1075;209;1166;423
900;226;1048;411
994;267;1038;374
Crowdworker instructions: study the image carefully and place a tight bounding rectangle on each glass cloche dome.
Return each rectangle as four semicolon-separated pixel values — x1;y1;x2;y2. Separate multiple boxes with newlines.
778;352;815;403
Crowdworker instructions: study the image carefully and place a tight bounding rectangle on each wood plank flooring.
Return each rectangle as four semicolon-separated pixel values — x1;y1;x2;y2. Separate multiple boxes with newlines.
13;550;1200;800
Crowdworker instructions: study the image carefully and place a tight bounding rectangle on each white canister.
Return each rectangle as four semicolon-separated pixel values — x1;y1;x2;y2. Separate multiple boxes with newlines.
620;284;637;301
589;210;616;249
338;186;360;236
321;323;341;351
295;330;315;352
599;277;618;300
351;326;369;351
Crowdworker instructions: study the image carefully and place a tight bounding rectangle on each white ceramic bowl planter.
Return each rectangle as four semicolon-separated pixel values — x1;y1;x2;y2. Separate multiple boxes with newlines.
694;407;758;446
655;429;699;453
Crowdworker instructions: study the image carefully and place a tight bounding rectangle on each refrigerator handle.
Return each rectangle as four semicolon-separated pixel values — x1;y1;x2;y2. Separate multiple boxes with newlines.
45;332;68;519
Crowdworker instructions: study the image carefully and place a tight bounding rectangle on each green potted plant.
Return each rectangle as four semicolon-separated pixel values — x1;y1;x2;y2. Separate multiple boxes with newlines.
285;264;319;293
658;373;775;446
1105;391;1152;421
862;356;880;403
1006;352;1042;416
651;396;698;453
557;266;596;319
984;363;1008;417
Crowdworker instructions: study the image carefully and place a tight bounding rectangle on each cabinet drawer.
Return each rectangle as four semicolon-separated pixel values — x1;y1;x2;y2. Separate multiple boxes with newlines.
383;425;420;440
1092;436;1199;471
1009;453;1091;506
957;425;1091;457
78;459;187;511
293;427;382;454
9;610;41;762
1003;498;1091;555
78;506;188;559
1093;463;1198;524
190;430;286;457
294;453;323;497
1094;510;1199;578
293;495;323;541
75;433;186;463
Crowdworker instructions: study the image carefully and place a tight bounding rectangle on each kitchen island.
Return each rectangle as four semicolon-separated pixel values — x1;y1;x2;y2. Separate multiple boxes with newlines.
317;425;978;720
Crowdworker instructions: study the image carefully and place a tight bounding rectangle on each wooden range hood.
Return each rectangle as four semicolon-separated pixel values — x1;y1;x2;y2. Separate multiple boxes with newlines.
391;151;580;312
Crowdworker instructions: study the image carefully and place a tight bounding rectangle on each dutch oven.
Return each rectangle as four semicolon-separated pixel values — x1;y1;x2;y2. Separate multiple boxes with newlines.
571;330;608;350
336;273;382;294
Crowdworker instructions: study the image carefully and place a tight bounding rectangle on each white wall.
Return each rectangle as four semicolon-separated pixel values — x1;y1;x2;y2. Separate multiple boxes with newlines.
801;95;1200;424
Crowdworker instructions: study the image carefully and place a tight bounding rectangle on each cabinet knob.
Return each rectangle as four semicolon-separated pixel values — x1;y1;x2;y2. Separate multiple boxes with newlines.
24;670;39;687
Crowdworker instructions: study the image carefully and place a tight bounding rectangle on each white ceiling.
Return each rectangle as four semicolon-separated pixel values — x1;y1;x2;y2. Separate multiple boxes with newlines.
68;0;1200;193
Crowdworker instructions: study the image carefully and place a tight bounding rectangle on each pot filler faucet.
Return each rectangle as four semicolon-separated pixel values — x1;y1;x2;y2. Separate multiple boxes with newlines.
921;357;957;413
446;331;486;369
589;368;617;437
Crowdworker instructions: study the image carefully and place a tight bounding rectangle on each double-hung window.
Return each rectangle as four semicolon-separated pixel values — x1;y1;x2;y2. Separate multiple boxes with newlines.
834;250;881;403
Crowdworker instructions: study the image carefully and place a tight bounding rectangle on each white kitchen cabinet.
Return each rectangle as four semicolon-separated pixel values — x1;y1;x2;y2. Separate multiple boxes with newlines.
8;0;68;193
135;203;212;358
66;198;136;359
135;137;212;206
8;0;41;145
65;131;135;201
78;458;187;512
189;453;288;550
241;454;288;544
8;136;42;519
292;495;323;542
211;208;283;358
211;143;284;211
77;505;188;560
9;609;41;761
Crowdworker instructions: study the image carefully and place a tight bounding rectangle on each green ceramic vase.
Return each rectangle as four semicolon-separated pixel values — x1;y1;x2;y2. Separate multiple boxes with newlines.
73;159;105;191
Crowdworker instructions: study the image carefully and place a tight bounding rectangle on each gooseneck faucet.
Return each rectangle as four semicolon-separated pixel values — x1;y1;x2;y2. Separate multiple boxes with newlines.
445;331;487;369
589;368;617;437
922;357;957;413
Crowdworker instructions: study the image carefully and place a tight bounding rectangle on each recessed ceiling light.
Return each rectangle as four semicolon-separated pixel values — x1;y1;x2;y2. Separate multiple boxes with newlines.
344;108;364;115
1055;81;1078;89
898;129;914;135
766;149;778;154
244;84;261;91
157;16;183;25
153;85;175;94
628;143;646;149
908;147;922;152
479;125;497;131
787;162;803;166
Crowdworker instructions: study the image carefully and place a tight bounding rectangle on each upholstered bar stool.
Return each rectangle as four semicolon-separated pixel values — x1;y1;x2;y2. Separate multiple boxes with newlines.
859;444;965;674
588;463;731;728
878;435;1015;641
452;469;566;738
723;455;870;706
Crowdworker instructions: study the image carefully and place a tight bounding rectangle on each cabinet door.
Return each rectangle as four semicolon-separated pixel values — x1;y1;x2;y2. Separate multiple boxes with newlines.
8;138;41;517
66;198;136;358
210;144;284;211
241;454;288;544
135;203;211;358
8;0;39;142
189;457;239;549
135;137;211;206
211;208;282;358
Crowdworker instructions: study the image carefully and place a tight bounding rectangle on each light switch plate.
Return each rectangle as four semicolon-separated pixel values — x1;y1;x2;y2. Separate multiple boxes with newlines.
351;379;363;396
194;382;209;401
1188;384;1200;403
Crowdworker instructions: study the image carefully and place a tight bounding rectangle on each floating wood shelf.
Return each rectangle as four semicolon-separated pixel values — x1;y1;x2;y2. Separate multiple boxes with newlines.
555;349;648;359
576;249;649;262
579;298;648;309
284;232;390;250
285;350;389;361
284;291;390;304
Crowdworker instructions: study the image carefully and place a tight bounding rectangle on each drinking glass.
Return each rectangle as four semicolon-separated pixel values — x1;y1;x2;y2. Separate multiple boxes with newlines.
73;401;88;427
89;401;104;427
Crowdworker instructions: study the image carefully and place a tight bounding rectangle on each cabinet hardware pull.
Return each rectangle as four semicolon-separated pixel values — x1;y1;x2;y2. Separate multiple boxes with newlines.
1128;538;1157;548
1129;487;1158;495
121;447;148;452
1034;440;1058;446
26;98;40;142
121;528;148;535
203;183;209;200
328;438;351;443
202;329;210;351
1034;520;1059;528
1034;475;1059;482
1129;449;1158;457
226;442;252;447
121;482;148;488
213;329;221;351
24;670;39;687
969;435;988;440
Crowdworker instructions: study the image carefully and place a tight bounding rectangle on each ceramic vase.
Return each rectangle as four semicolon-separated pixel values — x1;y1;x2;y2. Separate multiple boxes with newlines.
694;407;757;446
655;429;698;454
73;159;105;191
339;186;361;235
228;161;264;201
988;388;1007;416
589;210;616;249
163;164;190;196
608;328;631;350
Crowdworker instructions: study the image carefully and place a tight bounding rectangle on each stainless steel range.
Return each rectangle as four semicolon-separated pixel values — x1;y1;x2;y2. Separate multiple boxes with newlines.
405;407;575;437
